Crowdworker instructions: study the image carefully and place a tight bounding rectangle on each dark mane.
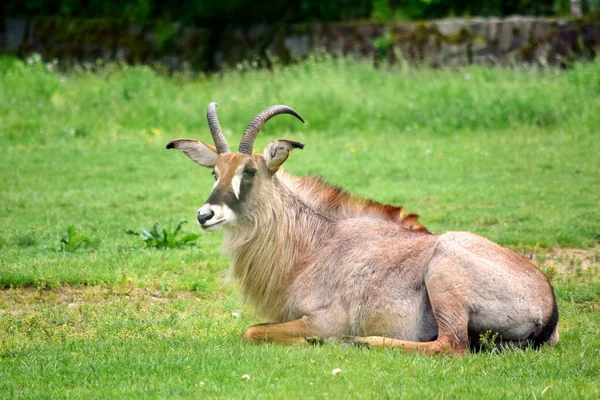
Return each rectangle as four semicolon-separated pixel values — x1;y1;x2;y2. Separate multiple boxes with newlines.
292;175;429;233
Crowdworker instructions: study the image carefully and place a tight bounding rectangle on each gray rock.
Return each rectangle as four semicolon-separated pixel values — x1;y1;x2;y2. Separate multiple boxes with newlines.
4;18;28;51
436;19;466;37
285;35;311;57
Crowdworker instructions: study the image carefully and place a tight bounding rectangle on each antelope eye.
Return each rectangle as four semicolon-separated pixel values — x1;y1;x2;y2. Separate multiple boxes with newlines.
243;168;257;177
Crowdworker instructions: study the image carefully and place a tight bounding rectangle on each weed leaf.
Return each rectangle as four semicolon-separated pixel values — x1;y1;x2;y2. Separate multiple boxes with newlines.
125;220;199;249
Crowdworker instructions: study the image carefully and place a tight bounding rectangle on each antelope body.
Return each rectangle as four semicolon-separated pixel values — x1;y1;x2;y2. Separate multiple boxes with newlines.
167;103;559;354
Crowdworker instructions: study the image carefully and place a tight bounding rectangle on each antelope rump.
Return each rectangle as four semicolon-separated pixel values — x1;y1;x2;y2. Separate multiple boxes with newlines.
166;103;559;355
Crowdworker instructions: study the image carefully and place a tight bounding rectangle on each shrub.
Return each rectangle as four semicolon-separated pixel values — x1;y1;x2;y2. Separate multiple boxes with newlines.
125;221;200;249
58;225;96;252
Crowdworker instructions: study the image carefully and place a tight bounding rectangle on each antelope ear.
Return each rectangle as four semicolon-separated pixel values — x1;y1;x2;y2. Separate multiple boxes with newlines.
263;139;304;172
166;139;218;168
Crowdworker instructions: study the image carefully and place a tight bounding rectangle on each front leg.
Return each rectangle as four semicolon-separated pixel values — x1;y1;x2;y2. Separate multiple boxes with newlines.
243;316;316;345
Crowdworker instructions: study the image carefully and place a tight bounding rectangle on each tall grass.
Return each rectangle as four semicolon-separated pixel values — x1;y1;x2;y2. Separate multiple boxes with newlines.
2;55;599;144
0;55;599;399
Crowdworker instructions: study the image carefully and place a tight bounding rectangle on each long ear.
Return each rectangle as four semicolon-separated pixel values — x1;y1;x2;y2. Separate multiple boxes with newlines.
166;139;218;168
263;139;304;173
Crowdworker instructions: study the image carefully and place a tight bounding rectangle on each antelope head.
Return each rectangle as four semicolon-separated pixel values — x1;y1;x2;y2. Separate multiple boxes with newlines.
166;103;305;231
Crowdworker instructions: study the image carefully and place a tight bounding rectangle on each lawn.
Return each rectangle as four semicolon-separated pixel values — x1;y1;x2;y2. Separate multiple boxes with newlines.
0;56;599;399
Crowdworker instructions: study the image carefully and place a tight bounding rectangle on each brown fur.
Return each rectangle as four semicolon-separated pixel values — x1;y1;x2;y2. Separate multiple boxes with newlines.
167;109;559;355
284;174;429;233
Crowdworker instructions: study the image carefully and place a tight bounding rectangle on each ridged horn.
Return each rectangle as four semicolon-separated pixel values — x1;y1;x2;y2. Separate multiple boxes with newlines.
207;102;231;154
238;105;304;154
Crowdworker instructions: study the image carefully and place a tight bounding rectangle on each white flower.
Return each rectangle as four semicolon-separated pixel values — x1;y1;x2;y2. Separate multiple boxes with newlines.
332;368;342;375
242;374;250;380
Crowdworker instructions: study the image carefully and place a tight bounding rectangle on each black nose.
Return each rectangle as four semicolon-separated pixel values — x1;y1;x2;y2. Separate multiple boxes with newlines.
197;209;214;225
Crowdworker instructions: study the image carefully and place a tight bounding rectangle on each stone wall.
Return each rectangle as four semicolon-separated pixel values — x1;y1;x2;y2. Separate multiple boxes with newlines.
2;16;599;70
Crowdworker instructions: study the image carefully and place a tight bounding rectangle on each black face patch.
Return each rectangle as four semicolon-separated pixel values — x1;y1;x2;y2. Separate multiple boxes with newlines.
205;185;236;208
205;160;258;212
243;161;257;176
238;162;257;202
243;168;257;177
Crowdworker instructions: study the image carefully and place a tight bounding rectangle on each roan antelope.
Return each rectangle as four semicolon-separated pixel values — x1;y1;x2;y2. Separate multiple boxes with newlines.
166;103;559;355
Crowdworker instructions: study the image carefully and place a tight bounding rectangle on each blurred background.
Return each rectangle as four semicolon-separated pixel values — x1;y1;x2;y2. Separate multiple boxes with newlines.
2;0;599;71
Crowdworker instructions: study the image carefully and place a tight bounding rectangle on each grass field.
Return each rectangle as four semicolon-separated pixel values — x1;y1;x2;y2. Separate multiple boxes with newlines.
1;56;599;398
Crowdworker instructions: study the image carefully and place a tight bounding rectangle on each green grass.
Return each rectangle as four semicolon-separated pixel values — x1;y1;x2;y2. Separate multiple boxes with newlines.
0;56;599;398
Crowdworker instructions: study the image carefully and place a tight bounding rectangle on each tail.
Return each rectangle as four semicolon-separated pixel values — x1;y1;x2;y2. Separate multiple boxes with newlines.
532;290;559;349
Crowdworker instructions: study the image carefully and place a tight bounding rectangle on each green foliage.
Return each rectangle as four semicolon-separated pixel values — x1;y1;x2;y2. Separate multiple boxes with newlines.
477;330;501;353
126;221;200;249
5;0;592;24
372;0;395;20
373;31;393;54
58;225;96;252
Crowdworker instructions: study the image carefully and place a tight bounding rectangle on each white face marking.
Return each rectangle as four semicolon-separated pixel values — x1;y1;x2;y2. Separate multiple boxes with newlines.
230;164;245;200
231;174;241;200
197;204;236;231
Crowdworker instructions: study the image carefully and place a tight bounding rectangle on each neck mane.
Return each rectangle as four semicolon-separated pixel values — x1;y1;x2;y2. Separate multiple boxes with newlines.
223;178;331;321
282;172;429;233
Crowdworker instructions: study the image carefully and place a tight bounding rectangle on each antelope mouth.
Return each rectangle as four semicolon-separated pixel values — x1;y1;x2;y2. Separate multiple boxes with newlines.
201;219;226;231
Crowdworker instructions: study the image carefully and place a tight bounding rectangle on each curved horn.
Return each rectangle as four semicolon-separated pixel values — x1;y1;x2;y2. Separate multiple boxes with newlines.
206;102;231;154
238;105;305;155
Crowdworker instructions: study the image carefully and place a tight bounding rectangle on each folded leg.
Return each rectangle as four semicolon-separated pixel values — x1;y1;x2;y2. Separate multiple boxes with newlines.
243;317;315;345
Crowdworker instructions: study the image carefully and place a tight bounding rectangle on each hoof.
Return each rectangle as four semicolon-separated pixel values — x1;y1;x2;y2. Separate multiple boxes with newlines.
306;336;325;346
